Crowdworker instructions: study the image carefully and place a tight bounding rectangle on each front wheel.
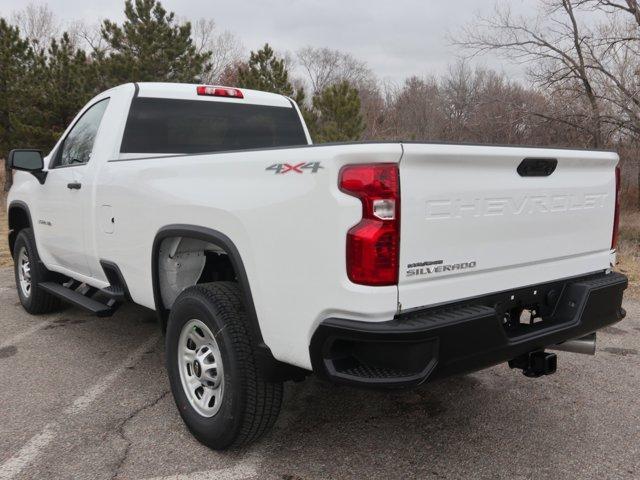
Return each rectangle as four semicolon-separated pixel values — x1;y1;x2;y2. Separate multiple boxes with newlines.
165;282;283;450
13;228;62;314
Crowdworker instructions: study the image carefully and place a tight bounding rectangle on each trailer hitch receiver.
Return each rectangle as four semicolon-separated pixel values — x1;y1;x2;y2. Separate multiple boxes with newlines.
508;350;557;378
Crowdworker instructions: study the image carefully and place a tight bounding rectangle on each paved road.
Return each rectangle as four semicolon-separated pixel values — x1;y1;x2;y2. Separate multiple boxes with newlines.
0;267;639;480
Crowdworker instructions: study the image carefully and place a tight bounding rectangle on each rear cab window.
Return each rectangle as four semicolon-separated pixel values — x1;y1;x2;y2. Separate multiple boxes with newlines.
120;97;308;155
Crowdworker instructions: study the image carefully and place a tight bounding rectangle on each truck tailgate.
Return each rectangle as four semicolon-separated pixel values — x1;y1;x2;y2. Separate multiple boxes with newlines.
398;143;618;311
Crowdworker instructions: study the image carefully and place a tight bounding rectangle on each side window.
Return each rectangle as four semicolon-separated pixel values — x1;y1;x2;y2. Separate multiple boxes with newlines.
54;98;110;167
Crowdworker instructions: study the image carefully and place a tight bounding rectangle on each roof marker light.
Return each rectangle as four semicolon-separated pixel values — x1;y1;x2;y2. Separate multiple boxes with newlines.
196;85;244;99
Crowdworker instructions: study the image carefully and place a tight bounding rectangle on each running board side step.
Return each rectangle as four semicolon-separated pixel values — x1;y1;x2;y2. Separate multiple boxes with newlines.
39;282;117;317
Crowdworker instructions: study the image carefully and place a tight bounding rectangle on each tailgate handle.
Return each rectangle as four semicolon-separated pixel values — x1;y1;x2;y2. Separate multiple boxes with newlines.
517;158;557;177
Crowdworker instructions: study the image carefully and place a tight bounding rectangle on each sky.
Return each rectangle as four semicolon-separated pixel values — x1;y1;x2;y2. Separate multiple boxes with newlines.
0;0;540;84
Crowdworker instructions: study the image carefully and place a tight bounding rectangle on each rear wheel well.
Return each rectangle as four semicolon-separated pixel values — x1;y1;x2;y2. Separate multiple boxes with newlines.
152;226;309;383
157;236;237;313
8;204;32;257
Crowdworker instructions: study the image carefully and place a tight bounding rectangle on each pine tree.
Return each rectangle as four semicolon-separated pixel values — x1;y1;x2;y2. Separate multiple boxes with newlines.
237;43;305;103
0;18;33;191
27;34;100;150
101;0;210;84
311;81;364;143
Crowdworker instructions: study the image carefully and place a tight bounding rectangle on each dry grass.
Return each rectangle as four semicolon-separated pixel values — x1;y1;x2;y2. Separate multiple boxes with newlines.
617;210;640;298
0;200;8;267
0;166;10;268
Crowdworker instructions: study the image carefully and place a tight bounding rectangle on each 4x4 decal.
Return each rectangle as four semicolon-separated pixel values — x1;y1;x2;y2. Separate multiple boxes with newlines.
266;162;323;174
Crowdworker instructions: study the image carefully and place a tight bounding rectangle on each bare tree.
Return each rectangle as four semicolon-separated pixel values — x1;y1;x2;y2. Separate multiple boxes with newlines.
584;0;640;204
66;20;107;53
454;0;605;147
392;76;445;141
372;60;594;149
573;1;640;137
190;18;244;84
359;83;387;140
455;0;640;204
294;46;379;138
583;0;640;26
296;46;375;95
11;3;59;47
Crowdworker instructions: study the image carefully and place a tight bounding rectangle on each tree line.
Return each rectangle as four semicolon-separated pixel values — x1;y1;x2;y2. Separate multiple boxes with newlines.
0;0;638;207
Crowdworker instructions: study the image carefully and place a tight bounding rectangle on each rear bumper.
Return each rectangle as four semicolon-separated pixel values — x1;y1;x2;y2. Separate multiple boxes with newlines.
310;271;627;388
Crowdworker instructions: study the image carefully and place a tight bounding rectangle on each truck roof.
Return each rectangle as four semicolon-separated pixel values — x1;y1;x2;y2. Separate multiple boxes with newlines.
131;82;294;108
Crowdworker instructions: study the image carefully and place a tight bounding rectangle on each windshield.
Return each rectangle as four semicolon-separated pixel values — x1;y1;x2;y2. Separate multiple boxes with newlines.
120;97;308;155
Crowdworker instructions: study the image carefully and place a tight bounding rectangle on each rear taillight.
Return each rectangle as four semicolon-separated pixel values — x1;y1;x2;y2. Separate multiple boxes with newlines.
612;165;621;250
340;164;400;286
196;85;244;99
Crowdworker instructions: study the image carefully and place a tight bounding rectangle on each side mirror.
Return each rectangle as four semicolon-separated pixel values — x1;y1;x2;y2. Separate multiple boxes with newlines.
7;149;47;184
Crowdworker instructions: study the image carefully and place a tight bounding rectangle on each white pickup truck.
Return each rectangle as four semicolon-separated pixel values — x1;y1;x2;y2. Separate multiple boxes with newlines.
7;82;628;449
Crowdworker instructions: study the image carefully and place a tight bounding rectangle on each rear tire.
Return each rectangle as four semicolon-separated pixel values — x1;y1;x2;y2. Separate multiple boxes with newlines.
13;228;63;314
166;282;283;450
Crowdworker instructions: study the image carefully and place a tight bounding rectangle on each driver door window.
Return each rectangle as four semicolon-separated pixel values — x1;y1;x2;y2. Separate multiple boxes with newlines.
53;98;110;167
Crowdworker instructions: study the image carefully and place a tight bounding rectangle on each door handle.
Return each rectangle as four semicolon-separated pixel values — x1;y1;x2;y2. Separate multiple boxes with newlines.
67;182;82;190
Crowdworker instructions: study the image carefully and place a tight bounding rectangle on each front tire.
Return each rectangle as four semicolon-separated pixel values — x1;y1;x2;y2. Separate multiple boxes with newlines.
13;228;62;314
166;282;283;450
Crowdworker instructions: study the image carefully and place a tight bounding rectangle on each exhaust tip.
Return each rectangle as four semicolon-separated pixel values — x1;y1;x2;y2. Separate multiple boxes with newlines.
549;333;597;356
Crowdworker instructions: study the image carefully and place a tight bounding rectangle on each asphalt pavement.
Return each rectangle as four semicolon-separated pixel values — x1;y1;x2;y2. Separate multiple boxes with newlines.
0;267;639;480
